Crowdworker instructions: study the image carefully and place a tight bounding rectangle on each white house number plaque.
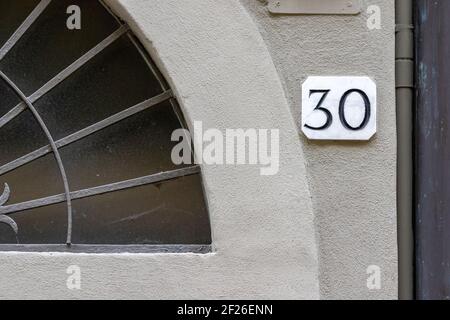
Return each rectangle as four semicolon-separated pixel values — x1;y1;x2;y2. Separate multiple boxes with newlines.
301;76;376;140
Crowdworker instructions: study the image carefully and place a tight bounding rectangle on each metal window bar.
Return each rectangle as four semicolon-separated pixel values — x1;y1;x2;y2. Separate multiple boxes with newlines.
0;166;200;215
0;244;211;254
0;0;52;61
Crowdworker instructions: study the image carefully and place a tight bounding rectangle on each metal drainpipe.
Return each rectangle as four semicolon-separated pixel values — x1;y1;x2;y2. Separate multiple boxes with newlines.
395;0;414;300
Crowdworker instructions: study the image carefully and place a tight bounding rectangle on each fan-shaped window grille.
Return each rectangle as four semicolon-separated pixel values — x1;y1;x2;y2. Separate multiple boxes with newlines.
0;0;211;252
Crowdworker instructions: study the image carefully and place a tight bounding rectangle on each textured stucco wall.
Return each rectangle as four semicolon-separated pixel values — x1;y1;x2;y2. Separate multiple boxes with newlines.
0;0;398;300
0;0;320;299
240;0;398;299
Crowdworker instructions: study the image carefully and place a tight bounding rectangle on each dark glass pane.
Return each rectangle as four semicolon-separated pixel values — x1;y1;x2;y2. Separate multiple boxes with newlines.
0;77;20;117
0;0;40;48
35;35;163;140
60;100;184;190
0;0;119;96
0;203;67;244
72;174;211;245
0;152;64;205
0;110;48;164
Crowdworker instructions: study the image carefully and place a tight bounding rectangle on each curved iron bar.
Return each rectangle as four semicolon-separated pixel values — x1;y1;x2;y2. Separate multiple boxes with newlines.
0;183;9;205
0;183;17;234
0;71;73;245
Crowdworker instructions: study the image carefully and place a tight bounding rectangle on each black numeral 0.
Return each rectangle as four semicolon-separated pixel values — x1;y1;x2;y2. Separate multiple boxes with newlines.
338;89;371;131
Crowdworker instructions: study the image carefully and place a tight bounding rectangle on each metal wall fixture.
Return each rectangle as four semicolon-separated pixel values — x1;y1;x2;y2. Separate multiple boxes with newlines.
268;0;361;15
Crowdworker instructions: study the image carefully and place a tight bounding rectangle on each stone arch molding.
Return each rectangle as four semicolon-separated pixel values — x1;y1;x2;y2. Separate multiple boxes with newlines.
105;0;319;299
0;0;319;299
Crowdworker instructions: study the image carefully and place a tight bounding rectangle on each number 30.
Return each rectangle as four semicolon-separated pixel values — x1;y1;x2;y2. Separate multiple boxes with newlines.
305;89;371;131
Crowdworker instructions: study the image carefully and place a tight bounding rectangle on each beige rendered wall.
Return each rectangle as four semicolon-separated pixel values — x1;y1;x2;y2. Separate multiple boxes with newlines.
0;0;397;300
240;0;398;299
0;0;320;300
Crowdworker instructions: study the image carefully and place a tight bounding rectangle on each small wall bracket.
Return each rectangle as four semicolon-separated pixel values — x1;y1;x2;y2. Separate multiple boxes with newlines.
268;0;361;15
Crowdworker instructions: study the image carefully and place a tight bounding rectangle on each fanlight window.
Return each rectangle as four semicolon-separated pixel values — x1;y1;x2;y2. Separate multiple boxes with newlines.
0;0;211;252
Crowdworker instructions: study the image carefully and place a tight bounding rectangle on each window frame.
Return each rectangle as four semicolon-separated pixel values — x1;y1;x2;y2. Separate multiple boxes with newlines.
0;0;212;253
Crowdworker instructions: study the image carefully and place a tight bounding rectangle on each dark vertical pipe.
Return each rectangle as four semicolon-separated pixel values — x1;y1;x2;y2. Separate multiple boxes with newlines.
396;0;414;300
